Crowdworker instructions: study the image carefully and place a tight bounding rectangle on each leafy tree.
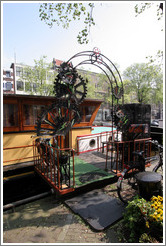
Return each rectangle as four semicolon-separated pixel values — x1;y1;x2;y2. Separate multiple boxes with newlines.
123;63;163;104
86;80;97;99
39;2;163;45
79;70;102;99
19;56;56;96
96;73;112;104
135;2;163;65
122;79;137;104
146;50;163;67
81;71;117;104
39;3;95;44
94;63;124;106
134;2;163;20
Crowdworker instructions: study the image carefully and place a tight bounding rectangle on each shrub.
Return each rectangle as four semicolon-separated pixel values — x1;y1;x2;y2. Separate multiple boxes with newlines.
122;195;163;243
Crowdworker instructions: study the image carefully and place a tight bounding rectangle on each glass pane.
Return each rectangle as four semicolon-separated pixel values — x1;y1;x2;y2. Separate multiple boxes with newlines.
33;105;46;124
6;82;12;90
3;104;18;127
80;106;96;122
23;104;46;125
16;66;23;76
17;81;24;90
25;83;32;92
6;71;11;77
23;105;34;125
33;83;39;93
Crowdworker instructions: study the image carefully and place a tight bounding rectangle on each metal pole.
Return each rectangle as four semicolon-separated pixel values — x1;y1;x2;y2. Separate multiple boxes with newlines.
3;189;54;211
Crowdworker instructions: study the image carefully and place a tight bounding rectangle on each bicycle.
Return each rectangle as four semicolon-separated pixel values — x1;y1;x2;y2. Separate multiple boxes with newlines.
152;141;163;174
117;140;163;203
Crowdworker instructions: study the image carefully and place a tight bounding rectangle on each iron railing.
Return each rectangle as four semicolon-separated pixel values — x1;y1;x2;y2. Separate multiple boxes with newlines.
3;145;34;166
33;140;75;195
105;138;152;173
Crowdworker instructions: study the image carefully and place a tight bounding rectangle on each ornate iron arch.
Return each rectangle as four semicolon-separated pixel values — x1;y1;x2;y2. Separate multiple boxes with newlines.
65;48;124;103
36;48;127;138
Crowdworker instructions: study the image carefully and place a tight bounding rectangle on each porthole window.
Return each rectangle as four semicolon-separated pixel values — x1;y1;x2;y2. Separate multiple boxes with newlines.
89;139;96;147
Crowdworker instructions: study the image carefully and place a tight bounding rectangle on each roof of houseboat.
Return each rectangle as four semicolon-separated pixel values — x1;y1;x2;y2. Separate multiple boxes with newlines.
3;94;104;103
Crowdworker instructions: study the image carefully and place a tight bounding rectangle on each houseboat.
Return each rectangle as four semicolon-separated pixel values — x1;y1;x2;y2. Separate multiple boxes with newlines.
3;94;112;174
4;94;154;197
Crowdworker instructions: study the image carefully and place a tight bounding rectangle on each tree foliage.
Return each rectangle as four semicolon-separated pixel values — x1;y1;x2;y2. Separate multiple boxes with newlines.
135;2;163;66
19;56;56;96
39;3;95;44
79;70;102;99
146;50;163;67
123;63;163;104
134;2;163;20
39;2;163;45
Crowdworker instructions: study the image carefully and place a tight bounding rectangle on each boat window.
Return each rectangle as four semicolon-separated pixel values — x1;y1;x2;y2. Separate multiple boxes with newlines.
23;104;46;125
3;104;18;127
80;106;96;122
3;97;102;131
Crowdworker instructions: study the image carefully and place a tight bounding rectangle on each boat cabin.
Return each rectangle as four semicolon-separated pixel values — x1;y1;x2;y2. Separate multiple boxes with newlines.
3;94;103;167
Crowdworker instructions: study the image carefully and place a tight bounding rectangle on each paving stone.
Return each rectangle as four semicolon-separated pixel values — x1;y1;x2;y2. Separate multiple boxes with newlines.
3;193;121;243
3;151;127;244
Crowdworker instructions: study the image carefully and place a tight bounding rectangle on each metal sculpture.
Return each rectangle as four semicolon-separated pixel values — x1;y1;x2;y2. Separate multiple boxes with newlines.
35;48;125;185
54;73;87;104
36;48;124;137
36;99;81;137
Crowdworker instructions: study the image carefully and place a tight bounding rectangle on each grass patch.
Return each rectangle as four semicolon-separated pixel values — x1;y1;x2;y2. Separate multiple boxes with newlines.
70;157;114;187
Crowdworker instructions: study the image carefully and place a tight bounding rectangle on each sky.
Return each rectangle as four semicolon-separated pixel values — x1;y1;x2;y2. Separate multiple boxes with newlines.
2;1;164;74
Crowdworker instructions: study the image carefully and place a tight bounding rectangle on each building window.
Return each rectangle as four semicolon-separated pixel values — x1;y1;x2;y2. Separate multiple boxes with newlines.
3;104;18;127
6;82;13;91
25;82;33;92
6;71;11;77
33;83;39;93
17;81;24;91
16;66;23;77
4;82;13;91
23;70;31;77
34;70;39;79
23;104;45;125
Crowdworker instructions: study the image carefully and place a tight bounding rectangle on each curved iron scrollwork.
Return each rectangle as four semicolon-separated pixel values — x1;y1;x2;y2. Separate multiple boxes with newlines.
65;49;124;101
89;47;103;64
35;48;125;187
113;86;124;99
36;100;81;137
36;48;124;138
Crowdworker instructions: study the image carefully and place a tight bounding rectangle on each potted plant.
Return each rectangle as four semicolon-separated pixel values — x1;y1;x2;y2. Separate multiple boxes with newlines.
59;150;69;164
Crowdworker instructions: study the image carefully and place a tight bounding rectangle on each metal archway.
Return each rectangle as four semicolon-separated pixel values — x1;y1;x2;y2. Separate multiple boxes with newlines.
36;48;126;138
66;48;124;104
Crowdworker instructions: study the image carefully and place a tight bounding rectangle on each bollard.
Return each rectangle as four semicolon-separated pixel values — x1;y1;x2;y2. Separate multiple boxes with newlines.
135;171;162;200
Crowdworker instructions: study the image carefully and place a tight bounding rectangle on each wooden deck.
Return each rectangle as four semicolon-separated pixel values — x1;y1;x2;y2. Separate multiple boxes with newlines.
34;138;152;196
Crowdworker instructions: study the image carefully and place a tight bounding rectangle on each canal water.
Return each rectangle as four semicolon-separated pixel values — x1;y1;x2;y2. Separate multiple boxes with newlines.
92;126;116;134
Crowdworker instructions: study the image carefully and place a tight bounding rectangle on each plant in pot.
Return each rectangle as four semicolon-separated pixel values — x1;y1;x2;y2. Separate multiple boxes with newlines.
59;150;69;164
